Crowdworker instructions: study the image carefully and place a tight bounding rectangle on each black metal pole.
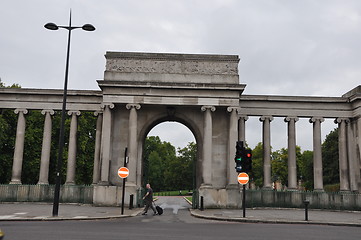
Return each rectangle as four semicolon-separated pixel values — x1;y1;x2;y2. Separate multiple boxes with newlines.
242;184;246;218
52;12;72;217
304;200;309;221
121;147;128;215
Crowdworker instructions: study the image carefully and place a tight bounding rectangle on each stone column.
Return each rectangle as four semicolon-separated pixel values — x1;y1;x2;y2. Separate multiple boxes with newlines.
126;103;141;185
38;109;55;185
10;108;28;184
65;110;81;185
259;116;273;189
284;116;299;190
347;120;358;192
227;107;240;185
92;111;103;184
335;118;350;192
356;117;361;192
309;117;324;191
99;103;114;185
201;106;216;186
238;115;248;142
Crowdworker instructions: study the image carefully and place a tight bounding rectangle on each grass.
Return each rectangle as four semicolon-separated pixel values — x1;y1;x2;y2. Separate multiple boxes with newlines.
154;190;193;196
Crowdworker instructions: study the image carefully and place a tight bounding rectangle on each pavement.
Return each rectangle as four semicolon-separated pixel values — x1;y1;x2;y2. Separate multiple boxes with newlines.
0;200;361;227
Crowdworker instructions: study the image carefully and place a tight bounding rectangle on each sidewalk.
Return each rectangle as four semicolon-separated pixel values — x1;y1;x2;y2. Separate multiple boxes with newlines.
0;202;142;221
0;202;360;227
190;208;361;227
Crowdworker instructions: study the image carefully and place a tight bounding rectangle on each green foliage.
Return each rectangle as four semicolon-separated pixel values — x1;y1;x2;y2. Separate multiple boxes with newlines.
22;110;44;184
271;148;288;186
322;128;339;185
143;136;195;192
0;109;17;183
75;112;97;185
324;183;340;192
298;150;313;190
250;142;263;187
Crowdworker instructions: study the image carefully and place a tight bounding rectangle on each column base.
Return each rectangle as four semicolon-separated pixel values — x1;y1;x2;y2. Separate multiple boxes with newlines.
9;180;21;184
97;181;109;186
313;189;325;193
37;182;49;185
226;184;239;190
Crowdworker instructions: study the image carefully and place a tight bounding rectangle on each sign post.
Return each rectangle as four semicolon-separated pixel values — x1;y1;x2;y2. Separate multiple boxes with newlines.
238;172;249;218
118;147;129;215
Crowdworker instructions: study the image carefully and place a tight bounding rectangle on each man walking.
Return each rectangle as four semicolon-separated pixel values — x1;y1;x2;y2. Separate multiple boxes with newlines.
142;183;157;215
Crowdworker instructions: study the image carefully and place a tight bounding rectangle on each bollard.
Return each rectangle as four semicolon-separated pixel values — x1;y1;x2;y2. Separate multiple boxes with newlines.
129;194;134;209
303;200;310;221
200;196;204;211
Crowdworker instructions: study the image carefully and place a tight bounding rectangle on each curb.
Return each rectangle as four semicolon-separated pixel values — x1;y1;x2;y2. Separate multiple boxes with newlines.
189;209;361;227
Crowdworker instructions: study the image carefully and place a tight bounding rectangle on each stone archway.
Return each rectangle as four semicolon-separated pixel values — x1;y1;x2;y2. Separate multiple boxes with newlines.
93;52;245;207
138;106;202;191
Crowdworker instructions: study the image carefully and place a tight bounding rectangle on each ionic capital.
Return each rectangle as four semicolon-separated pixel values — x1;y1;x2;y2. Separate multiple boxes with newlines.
309;117;324;123
201;105;216;112
101;103;115;110
14;108;28;115
238;115;249;121
68;110;81;116
126;103;141;110
259;115;273;122
334;117;350;124
227;106;240;113
41;109;55;115
284;116;299;123
94;111;103;117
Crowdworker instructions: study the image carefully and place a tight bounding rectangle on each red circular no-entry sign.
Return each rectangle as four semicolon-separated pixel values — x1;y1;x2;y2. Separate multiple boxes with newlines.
118;167;129;179
238;172;249;185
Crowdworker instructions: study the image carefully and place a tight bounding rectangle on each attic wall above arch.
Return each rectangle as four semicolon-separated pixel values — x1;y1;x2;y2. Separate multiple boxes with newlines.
97;52;245;107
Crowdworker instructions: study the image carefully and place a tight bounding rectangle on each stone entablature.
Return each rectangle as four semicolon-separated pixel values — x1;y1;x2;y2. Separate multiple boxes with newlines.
0;88;102;111
239;95;354;118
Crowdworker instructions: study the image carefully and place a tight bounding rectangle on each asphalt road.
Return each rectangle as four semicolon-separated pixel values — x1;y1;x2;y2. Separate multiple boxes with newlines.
1;197;360;240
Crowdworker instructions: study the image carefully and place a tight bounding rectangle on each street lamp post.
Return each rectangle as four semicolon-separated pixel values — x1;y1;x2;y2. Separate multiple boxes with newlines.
45;11;95;217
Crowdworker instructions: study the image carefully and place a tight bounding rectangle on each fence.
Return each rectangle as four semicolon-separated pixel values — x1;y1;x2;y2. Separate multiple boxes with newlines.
0;184;93;204
246;189;361;211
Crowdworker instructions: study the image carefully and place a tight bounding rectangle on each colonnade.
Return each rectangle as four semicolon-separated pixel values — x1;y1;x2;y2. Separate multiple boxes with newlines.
9;108;84;185
238;115;359;192
6;106;360;193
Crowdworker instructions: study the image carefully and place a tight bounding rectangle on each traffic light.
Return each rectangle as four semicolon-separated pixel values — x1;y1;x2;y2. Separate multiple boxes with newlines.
243;149;252;173
234;141;252;173
235;141;244;173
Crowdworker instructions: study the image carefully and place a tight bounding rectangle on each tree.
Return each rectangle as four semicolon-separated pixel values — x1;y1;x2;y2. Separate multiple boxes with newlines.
298;150;313;190
322;128;339;185
143;136;177;191
174;142;196;190
143;136;196;191
250;142;263;187
271;148;288;186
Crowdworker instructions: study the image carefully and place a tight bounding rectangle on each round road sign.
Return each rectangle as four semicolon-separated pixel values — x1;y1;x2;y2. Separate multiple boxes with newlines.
238;172;249;185
118;167;129;179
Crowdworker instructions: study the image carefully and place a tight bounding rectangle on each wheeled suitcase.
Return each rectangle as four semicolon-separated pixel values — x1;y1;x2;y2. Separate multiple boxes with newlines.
155;205;163;215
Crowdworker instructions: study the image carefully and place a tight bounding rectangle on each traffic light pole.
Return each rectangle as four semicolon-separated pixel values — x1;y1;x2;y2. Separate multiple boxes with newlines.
242;184;246;218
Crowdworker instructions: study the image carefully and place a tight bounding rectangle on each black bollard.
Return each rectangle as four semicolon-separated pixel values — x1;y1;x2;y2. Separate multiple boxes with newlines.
129;194;134;209
200;196;204;211
303;200;310;221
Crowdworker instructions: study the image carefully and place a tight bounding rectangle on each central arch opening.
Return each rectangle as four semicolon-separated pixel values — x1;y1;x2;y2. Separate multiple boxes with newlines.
142;122;197;194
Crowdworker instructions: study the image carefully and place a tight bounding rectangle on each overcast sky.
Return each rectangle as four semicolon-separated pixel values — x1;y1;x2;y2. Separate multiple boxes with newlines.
1;0;360;151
